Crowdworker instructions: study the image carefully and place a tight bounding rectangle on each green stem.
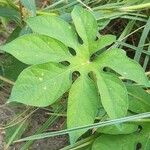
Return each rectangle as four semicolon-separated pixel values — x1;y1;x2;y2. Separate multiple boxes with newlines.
36;11;57;16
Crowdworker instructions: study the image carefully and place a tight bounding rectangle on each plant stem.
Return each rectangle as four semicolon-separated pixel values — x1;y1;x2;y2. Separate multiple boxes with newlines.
77;0;92;11
36;11;57;16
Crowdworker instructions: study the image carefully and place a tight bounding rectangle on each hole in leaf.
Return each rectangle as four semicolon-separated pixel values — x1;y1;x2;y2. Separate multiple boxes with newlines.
94;36;99;41
90;48;107;62
59;61;70;66
102;67;120;75
136;143;142;150
137;125;143;133
69;47;76;56
90;53;96;62
88;72;93;79
88;71;97;82
77;35;83;44
103;67;109;72
72;71;80;82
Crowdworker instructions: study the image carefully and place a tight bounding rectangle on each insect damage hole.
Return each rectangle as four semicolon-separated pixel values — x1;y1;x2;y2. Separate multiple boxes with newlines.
77;35;83;44
103;67;108;72
137;125;143;133
60;61;70;66
136;143;142;150
72;71;80;82
69;47;76;56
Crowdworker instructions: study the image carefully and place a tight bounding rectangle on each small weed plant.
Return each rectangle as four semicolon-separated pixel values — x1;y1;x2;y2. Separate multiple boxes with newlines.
1;5;150;149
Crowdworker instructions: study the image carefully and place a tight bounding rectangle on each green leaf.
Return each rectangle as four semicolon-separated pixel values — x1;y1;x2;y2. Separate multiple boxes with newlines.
71;6;116;55
9;63;72;106
97;123;138;135
0;6;21;24
91;35;116;55
96;72;128;119
67;75;99;144
2;6;149;146
21;0;36;16
92;123;150;150
127;85;150;113
71;6;97;51
1;34;71;65
26;15;79;49
95;48;148;86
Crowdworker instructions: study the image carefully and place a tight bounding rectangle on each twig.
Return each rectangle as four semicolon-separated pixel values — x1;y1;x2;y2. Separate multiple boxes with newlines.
43;0;66;10
77;0;93;11
146;71;150;76
0;75;15;85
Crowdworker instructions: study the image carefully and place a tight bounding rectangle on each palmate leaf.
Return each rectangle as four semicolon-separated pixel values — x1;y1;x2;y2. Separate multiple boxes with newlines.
92;123;150;150
1;6;148;144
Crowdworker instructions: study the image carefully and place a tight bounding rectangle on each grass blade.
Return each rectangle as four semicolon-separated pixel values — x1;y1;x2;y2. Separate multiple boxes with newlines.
14;112;150;143
134;17;150;62
143;45;150;70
